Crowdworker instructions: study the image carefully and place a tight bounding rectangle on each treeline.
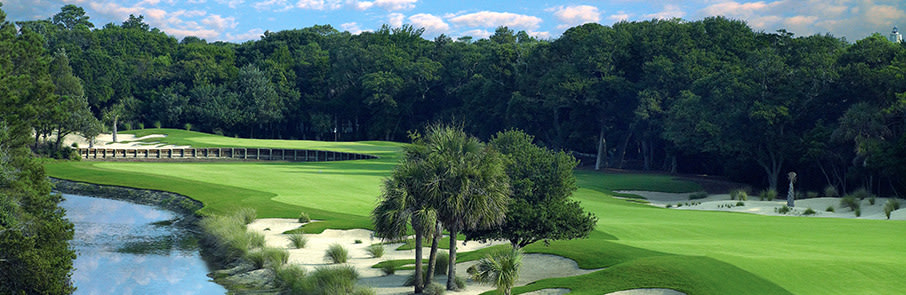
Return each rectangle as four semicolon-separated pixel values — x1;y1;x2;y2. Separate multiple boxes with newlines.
17;5;906;194
0;4;76;294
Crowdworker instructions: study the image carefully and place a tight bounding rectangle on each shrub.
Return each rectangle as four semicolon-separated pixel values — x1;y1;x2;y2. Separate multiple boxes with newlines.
423;283;446;295
325;244;348;264
403;271;427;286
852;188;872;200
298;211;311;223
665;204;672;208
306;265;359;295
199;212;266;263
736;201;745;207
824;185;839;197
730;190;748;201
288;234;308;249
247;247;289;269
688;192;708;200
153;121;161;128
869;195;877;205
354;239;363;244
775;205;792;214
826;206;835;212
123;122;133;130
676;203;682;207
435;251;449;275
353;288;376;295
840;195;860;211
455;276;466;289
366;244;384;258
237;207;257;225
275;264;307;291
380;262;395;275
855;208;861;217
884;199;900;219
248;231;266;249
137;122;145;129
760;189;778;201
803;208;816;215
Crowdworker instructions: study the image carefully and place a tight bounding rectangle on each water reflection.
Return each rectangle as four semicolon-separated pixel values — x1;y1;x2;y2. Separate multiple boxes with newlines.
61;194;225;295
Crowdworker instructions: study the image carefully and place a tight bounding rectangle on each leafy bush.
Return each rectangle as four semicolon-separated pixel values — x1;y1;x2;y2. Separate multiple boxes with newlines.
840;195;860;211
153;121;162;128
826;206;835;212
288;234;307;249
354;239;363;244
775;205;792;214
366;244;384;258
730;190;748;201
852;188;872;200
855;208;861;217
237;207;257;225
435;251;450;275
423;283;446;295
736;201;745;207
803;208;816;215
688;192;708;200
325;244;348;264
380;262;395;275
138;122;145;129
824;185;839;197
298;211;311;223
665;204;672;208
184;123;192;131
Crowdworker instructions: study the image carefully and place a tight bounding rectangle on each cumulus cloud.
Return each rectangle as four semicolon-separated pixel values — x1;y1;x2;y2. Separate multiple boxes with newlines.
388;12;405;27
295;0;343;10
643;4;685;20
353;0;417;11
201;14;238;31
216;0;244;9
408;13;449;33
528;30;551;39
549;5;601;29
448;11;543;30
340;22;365;34
226;28;265;41
607;12;631;23
253;0;293;11
459;29;492;39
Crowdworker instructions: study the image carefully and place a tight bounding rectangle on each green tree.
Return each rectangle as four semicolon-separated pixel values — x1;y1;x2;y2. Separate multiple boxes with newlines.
465;130;597;249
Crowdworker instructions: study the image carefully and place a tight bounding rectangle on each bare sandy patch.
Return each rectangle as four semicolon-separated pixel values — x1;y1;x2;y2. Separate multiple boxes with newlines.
247;218;601;295
61;133;190;149
617;191;906;220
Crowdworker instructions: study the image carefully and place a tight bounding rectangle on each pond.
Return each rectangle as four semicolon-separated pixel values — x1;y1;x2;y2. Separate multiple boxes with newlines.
61;194;226;294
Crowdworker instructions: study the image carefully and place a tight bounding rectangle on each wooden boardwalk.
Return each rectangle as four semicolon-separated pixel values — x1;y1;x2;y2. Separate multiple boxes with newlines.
77;147;376;162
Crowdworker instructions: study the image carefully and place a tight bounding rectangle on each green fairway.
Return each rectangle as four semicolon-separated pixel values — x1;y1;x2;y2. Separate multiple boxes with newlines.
46;129;906;294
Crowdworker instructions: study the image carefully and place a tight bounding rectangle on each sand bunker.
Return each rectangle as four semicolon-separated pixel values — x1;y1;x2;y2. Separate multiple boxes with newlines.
606;288;686;295
247;218;601;295
618;191;906;220
62;133;190;149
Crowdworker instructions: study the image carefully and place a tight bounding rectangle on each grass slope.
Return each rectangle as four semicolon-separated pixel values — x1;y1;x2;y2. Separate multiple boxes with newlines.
46;129;906;294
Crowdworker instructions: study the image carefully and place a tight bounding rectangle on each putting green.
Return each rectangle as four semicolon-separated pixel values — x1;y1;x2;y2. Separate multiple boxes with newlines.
46;129;906;294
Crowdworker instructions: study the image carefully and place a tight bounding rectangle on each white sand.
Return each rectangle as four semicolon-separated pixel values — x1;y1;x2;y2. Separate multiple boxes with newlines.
605;288;686;295
247;218;602;295
618;191;906;220
61;133;190;149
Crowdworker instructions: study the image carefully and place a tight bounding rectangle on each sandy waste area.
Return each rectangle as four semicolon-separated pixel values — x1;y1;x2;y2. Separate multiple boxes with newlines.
62;133;190;149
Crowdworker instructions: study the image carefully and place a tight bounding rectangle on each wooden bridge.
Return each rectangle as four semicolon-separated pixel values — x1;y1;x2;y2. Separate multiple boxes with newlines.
77;147;376;162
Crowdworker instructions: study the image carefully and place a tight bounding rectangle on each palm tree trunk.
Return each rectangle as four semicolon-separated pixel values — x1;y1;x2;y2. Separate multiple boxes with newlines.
446;226;458;290
414;232;425;293
426;221;442;283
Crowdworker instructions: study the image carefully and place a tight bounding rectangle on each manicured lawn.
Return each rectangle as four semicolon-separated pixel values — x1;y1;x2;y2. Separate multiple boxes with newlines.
46;129;906;294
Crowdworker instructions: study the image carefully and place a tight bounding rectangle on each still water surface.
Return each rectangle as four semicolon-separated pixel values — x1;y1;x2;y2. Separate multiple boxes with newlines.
61;194;226;294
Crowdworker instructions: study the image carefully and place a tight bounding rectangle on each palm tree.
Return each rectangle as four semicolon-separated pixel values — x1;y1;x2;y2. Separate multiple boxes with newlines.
470;248;523;295
371;158;436;294
421;124;511;290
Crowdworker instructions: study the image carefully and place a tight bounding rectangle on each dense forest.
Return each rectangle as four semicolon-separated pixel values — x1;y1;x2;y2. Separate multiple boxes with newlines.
11;5;906;194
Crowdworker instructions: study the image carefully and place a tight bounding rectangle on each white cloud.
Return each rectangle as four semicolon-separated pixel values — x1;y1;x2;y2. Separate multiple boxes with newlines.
253;0;293;11
549;5;600;29
408;13;449;33
528;30;551;39
643;4;685;20
448;11;543;30
341;22;365;34
216;0;245;8
459;29;492;39
388;13;405;28
226;28;265;41
201;15;238;31
352;0;417;11
607;12;631;23
296;0;343;10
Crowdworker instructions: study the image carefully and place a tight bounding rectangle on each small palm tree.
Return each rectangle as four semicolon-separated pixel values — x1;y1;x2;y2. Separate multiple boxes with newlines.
470;248;523;295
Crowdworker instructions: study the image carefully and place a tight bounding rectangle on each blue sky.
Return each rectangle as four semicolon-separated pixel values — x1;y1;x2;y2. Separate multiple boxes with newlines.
3;0;904;43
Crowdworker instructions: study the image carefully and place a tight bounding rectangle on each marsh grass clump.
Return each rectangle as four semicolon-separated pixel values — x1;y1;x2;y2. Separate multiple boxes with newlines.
731;190;748;201
379;262;395;275
852;188;872;200
288;234;307;248
803;208;816;215
435;251;449;275
325;244;348;264
307;265;361;295
855;208;862;217
736;201;745;207
666;204;672;208
884;199;900;219
869;195;877;205
366;244;384;258
298;211;311;223
423;283;446;295
841;195;860;211
775;205;792;214
354;239;363;244
763;189;778;201
824;185;839;197
199;211;265;263
237;207;257;225
275;264;307;291
689;192;708;200
247;247;288;269
826;206;835;212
